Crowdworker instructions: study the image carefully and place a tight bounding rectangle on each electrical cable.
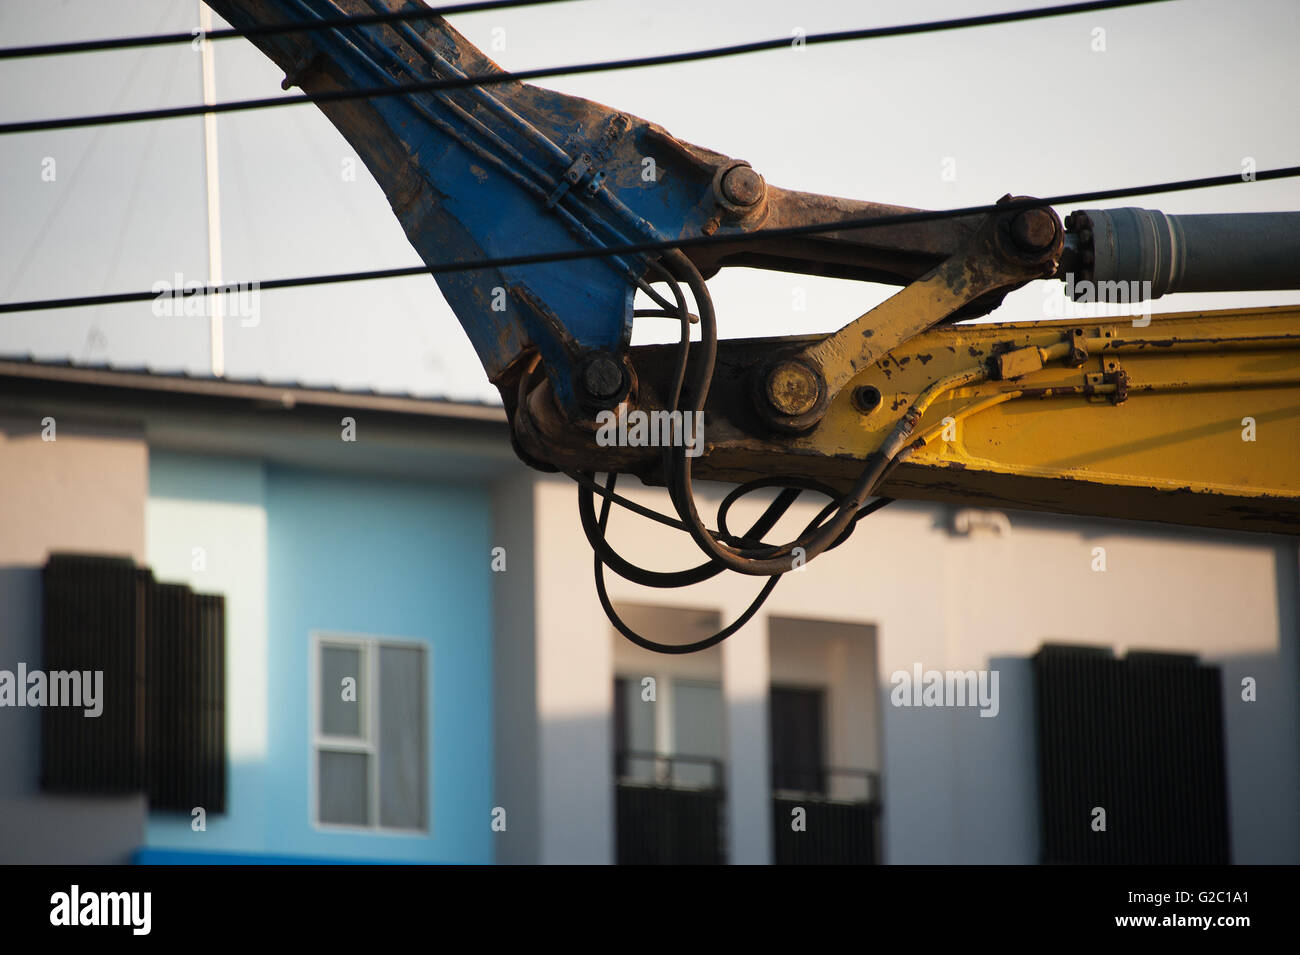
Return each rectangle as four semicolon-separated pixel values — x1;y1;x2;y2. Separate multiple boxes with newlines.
593;473;784;655
5;164;1298;315
583;250;895;653
657;248;899;575
0;0;579;61
0;0;1177;135
579;477;801;587
586;255;794;641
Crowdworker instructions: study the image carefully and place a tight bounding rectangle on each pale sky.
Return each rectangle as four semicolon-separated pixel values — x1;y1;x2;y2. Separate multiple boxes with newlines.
2;0;1297;402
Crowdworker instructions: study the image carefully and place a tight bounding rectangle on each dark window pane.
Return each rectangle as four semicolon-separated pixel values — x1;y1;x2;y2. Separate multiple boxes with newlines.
613;677;628;775
770;686;825;793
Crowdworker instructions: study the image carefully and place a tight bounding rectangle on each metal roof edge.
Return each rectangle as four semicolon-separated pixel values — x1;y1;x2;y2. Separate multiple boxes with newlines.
0;358;507;424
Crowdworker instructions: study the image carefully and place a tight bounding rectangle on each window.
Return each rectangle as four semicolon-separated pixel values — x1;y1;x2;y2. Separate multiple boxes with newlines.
612;675;726;865
612;675;724;789
769;686;826;795
312;634;427;832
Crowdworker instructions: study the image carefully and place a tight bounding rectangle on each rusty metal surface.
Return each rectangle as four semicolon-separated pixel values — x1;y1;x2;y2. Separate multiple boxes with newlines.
514;305;1300;535
205;0;1008;413
801;201;1063;396
740;201;1064;433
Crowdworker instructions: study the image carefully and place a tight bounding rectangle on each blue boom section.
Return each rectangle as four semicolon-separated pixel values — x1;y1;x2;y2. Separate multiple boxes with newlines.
205;0;735;409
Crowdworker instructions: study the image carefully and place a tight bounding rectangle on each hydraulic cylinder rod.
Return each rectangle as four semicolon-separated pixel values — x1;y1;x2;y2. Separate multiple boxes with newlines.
1063;208;1300;299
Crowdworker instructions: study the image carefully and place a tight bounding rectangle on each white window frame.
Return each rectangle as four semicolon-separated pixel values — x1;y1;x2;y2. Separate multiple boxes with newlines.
614;673;724;790
310;631;429;835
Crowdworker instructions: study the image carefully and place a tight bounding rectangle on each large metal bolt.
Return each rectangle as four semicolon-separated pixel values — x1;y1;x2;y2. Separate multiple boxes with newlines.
764;360;820;417
582;355;624;399
1010;208;1057;252
721;166;765;207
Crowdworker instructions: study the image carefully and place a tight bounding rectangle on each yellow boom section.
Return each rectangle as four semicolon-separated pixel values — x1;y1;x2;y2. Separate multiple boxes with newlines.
799;305;1300;534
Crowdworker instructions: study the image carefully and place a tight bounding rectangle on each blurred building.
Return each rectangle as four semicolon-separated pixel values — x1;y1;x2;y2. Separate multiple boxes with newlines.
1;356;1297;864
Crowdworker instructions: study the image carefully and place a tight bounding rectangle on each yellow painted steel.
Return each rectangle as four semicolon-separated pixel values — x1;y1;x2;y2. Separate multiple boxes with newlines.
519;304;1299;534
785;305;1300;533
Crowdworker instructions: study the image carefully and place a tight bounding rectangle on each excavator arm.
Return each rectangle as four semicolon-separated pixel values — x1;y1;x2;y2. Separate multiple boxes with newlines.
204;0;1300;558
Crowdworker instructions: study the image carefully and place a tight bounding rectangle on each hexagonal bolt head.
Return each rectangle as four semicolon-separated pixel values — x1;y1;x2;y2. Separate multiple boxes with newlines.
1010;208;1057;252
721;166;765;207
765;360;820;416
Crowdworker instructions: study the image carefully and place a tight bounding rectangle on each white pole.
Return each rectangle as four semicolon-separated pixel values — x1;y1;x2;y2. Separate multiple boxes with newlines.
199;3;225;377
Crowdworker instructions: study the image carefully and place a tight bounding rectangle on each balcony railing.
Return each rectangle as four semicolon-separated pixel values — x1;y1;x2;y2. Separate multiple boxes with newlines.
771;766;881;865
613;754;881;864
614;751;725;865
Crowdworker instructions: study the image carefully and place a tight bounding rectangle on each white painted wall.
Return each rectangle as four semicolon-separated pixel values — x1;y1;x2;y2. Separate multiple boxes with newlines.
531;479;615;864
528;473;1300;864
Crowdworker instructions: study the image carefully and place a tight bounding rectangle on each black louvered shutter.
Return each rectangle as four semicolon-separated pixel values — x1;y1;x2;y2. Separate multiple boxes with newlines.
41;555;147;794
1035;644;1229;864
42;554;226;814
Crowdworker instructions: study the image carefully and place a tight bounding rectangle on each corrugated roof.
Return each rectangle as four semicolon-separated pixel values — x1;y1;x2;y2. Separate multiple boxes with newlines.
0;353;507;422
0;352;500;404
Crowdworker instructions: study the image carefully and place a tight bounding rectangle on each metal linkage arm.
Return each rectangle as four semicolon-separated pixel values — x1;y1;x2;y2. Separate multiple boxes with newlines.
750;203;1063;432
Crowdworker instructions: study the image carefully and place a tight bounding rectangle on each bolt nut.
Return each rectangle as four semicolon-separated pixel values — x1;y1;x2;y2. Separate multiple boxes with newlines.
720;165;765;207
582;355;624;400
852;385;883;414
1010;208;1057;252
764;360;820;417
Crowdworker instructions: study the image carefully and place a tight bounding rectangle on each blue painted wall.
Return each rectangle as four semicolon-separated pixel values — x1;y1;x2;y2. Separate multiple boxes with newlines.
145;454;494;863
146;451;271;857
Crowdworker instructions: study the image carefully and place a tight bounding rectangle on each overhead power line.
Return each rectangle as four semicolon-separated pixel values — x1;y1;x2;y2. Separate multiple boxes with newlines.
0;0;578;61
0;0;1175;135
3;164;1295;315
